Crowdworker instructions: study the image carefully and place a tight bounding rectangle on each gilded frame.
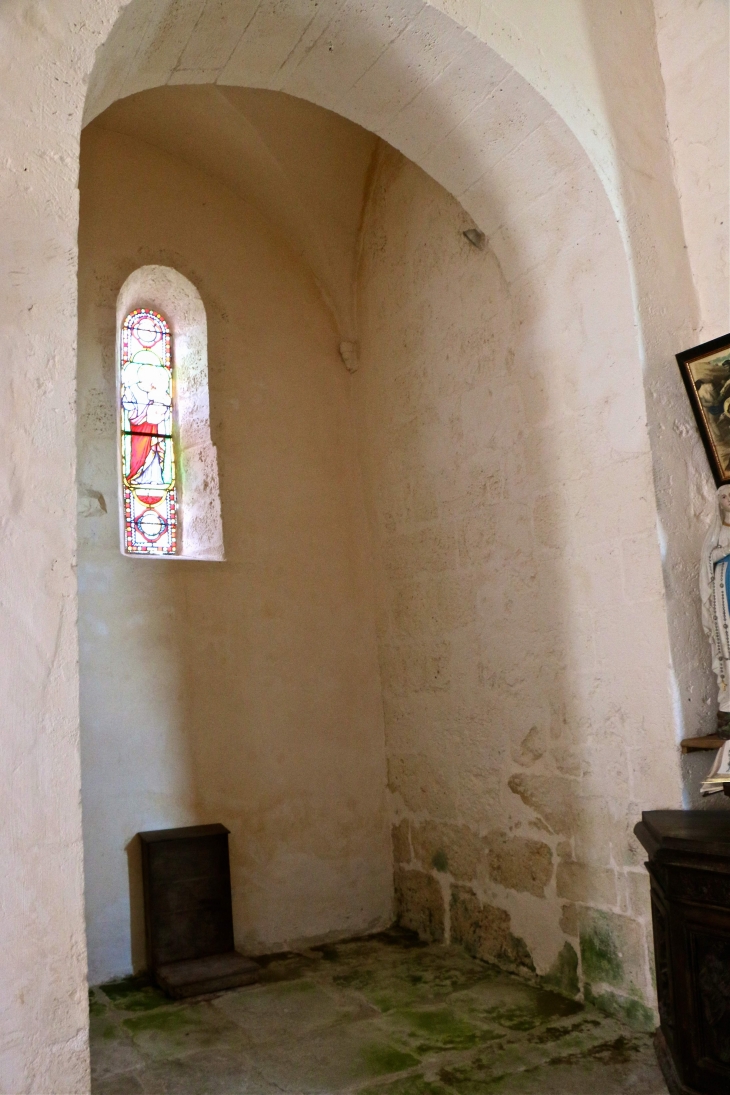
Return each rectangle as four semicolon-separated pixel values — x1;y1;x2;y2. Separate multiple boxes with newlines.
677;333;730;487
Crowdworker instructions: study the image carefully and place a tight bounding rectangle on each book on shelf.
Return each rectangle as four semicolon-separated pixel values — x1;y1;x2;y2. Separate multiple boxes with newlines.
700;739;730;795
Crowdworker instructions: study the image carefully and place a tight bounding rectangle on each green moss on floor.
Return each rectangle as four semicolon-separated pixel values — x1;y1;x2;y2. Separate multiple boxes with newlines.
360;1043;421;1076
396;1006;482;1049
90;931;666;1094
98;974;171;1013
88;992;107;1020
121;1009;198;1036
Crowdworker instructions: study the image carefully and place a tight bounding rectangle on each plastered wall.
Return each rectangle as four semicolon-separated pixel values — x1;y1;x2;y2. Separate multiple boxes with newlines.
354;145;680;1023
426;0;728;764
78;119;391;984
655;0;729;343
652;0;730;805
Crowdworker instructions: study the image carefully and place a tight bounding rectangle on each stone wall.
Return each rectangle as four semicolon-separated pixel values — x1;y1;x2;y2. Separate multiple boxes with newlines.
353;146;678;1025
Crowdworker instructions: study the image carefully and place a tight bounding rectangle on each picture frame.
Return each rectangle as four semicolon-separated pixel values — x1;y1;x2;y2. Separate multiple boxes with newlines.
677;332;730;486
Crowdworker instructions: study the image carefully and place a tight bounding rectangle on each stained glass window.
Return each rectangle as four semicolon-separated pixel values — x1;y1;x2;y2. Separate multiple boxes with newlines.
120;309;177;555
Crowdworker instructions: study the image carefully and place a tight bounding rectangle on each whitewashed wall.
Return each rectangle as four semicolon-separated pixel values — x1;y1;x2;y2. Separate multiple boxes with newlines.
655;0;729;343
652;0;730;802
79;118;391;984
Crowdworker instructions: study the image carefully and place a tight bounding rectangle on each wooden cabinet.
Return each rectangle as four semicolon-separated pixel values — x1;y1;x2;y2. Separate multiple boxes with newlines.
139;823;259;998
636;811;730;1095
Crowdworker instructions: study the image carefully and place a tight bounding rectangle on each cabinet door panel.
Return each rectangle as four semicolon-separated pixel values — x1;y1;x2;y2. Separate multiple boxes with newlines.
675;902;730;1094
649;880;675;1049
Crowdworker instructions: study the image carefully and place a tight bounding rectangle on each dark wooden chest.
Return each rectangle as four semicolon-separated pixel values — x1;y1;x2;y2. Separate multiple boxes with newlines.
139;823;259;997
636;810;730;1095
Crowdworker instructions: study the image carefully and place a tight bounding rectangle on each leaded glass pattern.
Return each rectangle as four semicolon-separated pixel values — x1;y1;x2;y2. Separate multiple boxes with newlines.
120;309;177;554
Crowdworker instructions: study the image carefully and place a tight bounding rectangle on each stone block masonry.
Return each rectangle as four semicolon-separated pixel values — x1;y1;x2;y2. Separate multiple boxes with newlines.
355;147;670;1027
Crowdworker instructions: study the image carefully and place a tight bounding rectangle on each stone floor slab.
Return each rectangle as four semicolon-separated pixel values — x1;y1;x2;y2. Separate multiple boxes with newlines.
212;976;377;1044
324;941;499;1015
90;933;668;1094
239;1018;422;1092
134;1048;282;1095
92;1071;145;1095
120;1000;247;1063
437;1032;666;1093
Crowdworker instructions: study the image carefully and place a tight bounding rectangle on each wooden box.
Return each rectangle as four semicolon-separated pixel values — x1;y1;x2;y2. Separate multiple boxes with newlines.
138;823;259;998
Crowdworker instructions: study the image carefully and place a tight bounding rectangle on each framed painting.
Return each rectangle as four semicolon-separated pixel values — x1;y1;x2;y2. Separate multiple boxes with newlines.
677;333;730;486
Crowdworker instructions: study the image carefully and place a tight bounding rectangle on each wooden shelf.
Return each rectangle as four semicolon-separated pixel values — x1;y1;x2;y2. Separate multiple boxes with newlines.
680;735;730;753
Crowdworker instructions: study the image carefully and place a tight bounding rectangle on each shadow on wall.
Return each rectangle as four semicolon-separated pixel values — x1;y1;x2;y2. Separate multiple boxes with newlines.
126;837;145;973
79;0;672;1024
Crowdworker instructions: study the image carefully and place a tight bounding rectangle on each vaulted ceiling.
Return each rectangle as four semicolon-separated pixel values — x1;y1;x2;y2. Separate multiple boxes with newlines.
89;86;380;337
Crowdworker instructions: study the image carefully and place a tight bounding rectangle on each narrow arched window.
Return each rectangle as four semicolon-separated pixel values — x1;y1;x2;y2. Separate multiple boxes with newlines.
120;309;177;555
117;266;224;560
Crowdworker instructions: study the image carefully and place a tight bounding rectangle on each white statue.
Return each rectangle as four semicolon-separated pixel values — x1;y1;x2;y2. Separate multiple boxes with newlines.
701;484;730;713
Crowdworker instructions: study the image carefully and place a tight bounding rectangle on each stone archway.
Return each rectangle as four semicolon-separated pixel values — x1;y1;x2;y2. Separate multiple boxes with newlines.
0;2;693;1091
81;0;682;1021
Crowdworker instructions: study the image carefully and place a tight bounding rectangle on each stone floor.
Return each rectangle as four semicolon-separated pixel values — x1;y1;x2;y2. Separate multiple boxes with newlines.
90;930;668;1094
